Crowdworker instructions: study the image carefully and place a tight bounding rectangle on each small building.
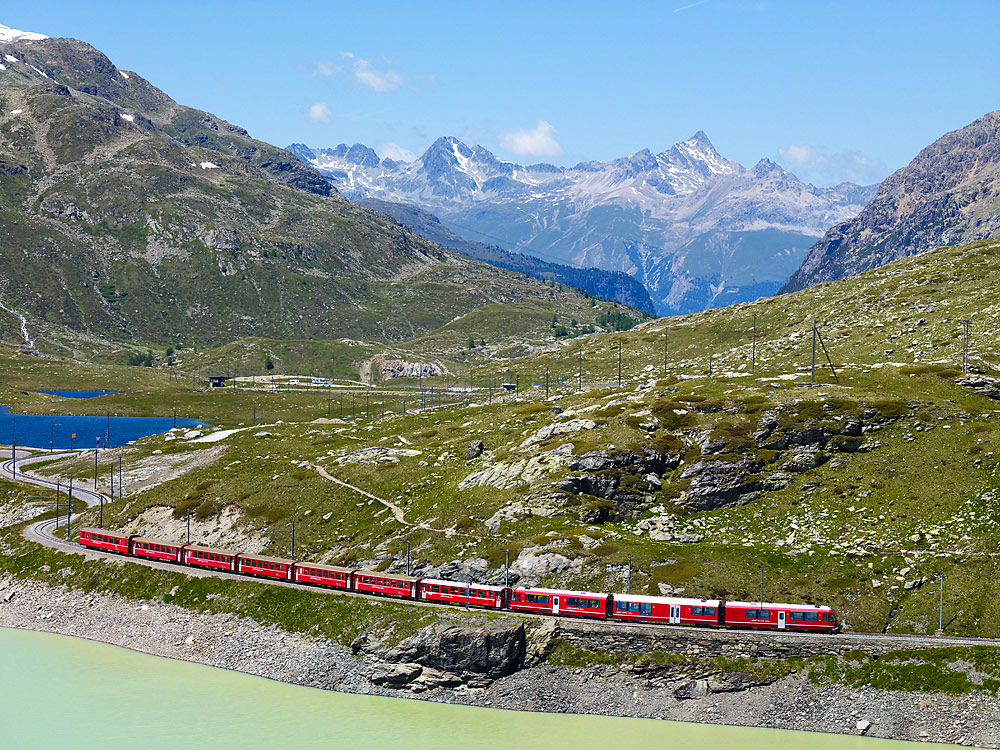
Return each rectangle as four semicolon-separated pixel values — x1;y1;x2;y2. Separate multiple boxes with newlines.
209;376;229;388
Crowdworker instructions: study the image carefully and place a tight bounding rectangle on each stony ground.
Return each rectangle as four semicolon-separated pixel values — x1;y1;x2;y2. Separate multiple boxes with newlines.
1;574;996;747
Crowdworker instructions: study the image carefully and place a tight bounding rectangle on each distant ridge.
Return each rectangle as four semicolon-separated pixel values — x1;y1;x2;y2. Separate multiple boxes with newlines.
783;110;1000;292
289;136;877;314
355;197;656;313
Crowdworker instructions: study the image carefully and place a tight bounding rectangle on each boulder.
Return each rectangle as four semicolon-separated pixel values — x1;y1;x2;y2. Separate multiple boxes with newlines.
674;679;709;699
782;448;828;473
521;418;596;448
465;440;485;461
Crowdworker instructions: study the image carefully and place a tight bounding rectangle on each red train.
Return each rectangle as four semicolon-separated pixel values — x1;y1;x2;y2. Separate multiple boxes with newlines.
76;527;840;633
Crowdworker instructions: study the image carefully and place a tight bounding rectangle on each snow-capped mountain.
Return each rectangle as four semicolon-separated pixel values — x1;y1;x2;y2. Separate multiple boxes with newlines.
288;134;878;314
0;24;48;45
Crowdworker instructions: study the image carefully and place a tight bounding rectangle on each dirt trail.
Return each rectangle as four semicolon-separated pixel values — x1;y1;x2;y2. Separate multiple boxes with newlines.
308;462;464;536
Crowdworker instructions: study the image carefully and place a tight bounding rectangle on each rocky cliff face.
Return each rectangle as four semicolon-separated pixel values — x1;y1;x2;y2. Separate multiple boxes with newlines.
783;110;1000;292
290;136;877;315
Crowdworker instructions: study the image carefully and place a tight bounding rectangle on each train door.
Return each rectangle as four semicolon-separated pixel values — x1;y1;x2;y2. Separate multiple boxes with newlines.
670;605;680;624
778;610;786;630
553;596;560;615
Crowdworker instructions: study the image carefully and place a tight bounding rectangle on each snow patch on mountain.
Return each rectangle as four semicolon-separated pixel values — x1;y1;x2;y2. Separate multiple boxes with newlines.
288;133;877;315
0;24;47;45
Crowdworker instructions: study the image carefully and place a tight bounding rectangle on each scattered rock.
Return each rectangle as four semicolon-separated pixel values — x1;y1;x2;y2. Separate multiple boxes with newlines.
465;440;485;461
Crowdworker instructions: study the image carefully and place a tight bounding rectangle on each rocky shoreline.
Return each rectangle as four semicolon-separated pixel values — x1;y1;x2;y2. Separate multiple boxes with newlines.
1;575;998;746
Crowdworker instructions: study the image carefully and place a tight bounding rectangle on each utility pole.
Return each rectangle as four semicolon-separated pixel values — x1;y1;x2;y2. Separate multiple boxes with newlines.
962;320;971;373
99;487;103;529
173;409;176;428
186;507;191;544
760;563;764;606
118;458;123;501
811;319;817;386
55;481;60;528
752;313;757;373
94;444;99;490
67;478;73;534
618;336;622;388
10;423;15;477
406;540;411;576
505;549;509;588
290;519;295;558
253;407;256;426
939;570;944;633
627;554;632;594
811;320;840;384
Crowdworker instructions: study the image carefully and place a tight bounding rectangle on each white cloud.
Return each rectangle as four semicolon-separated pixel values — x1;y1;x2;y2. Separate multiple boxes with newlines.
498;120;563;157
312;52;409;92
353;59;404;92
777;144;888;186
375;142;416;162
313;61;340;77
307;102;331;124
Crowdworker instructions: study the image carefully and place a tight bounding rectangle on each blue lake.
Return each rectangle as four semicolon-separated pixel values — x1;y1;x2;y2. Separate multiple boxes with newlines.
30;390;120;399
0;405;205;450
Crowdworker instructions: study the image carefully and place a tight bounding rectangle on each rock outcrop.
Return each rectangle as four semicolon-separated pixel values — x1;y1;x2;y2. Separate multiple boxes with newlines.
364;621;526;689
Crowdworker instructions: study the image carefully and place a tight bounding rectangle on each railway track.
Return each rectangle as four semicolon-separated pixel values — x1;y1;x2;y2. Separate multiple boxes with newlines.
5;450;1000;650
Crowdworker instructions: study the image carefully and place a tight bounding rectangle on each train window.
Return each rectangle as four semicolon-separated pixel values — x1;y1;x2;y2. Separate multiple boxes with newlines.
524;593;548;604
804;612;818;621
566;598;600;608
744;609;769;619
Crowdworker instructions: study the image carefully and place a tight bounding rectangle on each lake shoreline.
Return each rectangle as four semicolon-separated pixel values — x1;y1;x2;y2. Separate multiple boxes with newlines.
0;574;996;747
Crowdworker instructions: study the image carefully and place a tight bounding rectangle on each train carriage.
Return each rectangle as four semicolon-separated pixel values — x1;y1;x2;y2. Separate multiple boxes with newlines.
508;587;610;618
183;544;237;572
130;537;183;563
352;570;420;599
419;578;509;609
238;553;294;581
293;562;354;590
78;527;132;555
611;594;722;626
723;601;839;632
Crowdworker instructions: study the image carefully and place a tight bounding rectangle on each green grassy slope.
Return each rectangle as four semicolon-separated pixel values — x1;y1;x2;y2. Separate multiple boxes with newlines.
8;237;999;641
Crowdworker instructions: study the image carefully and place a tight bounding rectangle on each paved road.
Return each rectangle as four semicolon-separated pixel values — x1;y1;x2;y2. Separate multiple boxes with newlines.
5;452;1000;650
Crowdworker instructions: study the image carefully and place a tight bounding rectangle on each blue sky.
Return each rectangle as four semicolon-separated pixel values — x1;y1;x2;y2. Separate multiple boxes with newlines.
6;1;1000;186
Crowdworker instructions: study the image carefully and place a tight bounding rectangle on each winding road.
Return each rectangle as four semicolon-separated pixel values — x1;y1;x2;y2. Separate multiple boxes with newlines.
4;448;1000;650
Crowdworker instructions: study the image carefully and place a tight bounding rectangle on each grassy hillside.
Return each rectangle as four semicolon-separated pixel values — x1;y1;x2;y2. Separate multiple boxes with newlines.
0;37;638;357
7;237;999;641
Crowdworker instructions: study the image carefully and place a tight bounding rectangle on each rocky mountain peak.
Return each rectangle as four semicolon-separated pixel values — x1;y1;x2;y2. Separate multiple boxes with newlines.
751;158;789;179
783;109;1000;292
291;131;877;315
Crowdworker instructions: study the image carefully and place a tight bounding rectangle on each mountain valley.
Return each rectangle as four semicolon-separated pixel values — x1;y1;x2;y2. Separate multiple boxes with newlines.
289;135;877;315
